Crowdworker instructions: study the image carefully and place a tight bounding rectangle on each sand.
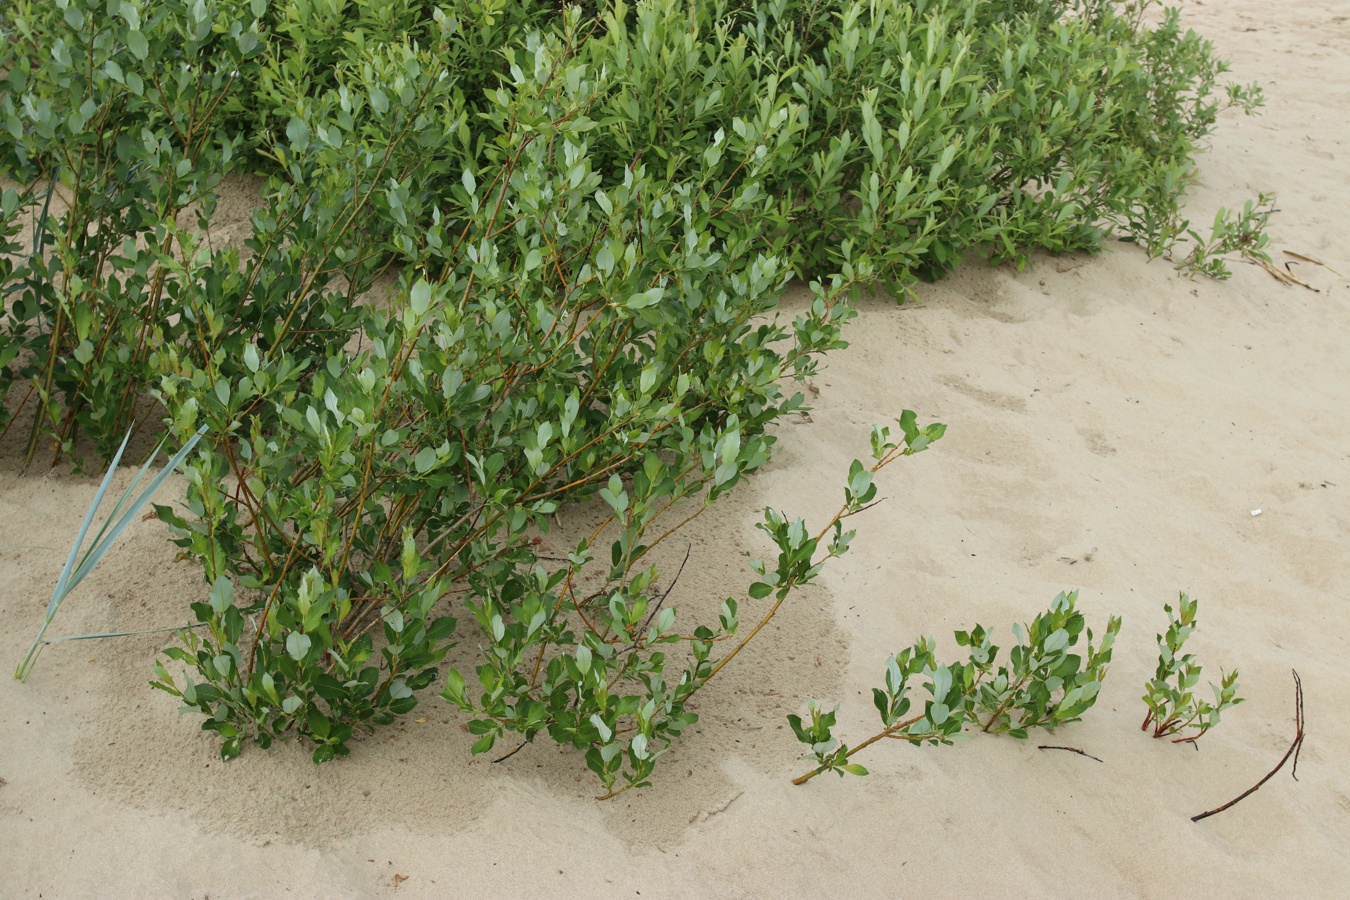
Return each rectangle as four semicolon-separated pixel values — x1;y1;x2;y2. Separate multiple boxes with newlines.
2;1;1348;895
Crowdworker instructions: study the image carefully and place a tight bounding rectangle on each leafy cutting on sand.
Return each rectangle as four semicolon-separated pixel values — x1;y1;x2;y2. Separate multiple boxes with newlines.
791;590;1120;784
1141;592;1243;744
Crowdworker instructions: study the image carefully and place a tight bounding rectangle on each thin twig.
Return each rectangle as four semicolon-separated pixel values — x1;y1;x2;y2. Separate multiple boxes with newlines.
1037;745;1103;763
492;738;531;764
838;496;886;521
619;545;692;654
1191;669;1305;823
792;710;929;786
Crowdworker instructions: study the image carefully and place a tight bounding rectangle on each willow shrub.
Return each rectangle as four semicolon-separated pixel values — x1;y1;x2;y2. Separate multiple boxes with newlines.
0;0;471;463
225;0;565;167
1;0;1250;791
151;21;874;789
575;0;1238;288
0;0;252;461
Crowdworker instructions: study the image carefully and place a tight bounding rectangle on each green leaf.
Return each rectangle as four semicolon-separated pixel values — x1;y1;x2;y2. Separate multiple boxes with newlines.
625;288;664;309
409;279;433;316
286;632;311;661
589;713;612;742
286;117;310;153
414;446;437;473
125;30;149;60
899;410;919;444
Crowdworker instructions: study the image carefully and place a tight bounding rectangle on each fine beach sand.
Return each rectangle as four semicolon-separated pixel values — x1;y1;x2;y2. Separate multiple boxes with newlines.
2;1;1348;895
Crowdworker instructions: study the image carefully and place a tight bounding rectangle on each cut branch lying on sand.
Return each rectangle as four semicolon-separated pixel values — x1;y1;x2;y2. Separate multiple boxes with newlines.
1192;670;1305;823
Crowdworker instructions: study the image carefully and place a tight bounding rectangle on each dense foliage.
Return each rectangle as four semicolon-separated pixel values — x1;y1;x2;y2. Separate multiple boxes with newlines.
1;0;1251;789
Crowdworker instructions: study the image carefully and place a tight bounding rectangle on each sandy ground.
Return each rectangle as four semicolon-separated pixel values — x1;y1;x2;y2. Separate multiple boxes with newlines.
3;1;1349;896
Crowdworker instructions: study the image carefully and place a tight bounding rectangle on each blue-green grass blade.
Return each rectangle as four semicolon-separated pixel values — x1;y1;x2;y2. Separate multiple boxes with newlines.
76;433;168;571
39;623;205;642
45;429;131;620
16;431;131;680
17;426;206;681
66;425;207;588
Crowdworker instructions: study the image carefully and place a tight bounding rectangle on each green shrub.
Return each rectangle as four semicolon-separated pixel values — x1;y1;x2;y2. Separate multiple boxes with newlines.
151;24;865;786
0;185;32;437
0;0;456;462
2;0;1257;460
233;0;560;167
575;0;1245;286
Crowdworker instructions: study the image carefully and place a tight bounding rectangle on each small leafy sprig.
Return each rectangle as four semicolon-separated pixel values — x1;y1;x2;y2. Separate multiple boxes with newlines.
1142;593;1243;744
1225;80;1266;114
790;637;969;783
792;591;1121;784
1177;193;1276;279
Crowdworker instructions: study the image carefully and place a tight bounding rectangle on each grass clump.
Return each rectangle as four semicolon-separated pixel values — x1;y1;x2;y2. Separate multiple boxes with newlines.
14;426;205;681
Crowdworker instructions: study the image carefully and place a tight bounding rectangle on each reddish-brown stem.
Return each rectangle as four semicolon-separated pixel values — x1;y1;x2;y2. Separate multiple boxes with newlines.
1192;670;1305;822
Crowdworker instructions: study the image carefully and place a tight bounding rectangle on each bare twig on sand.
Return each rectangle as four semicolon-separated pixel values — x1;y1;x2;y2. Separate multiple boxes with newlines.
1191;670;1305;823
1037;745;1104;763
